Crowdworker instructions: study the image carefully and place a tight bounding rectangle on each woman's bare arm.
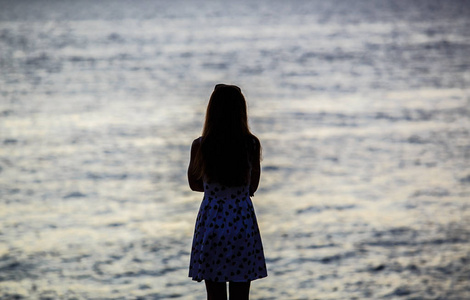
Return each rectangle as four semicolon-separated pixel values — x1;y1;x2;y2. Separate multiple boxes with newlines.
249;159;260;197
188;137;204;192
249;140;261;196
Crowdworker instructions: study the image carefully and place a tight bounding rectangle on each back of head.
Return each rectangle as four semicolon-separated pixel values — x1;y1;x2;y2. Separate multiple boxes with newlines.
203;84;248;138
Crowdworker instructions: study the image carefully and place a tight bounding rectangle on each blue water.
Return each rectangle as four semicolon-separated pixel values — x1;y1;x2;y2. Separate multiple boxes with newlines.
1;0;469;299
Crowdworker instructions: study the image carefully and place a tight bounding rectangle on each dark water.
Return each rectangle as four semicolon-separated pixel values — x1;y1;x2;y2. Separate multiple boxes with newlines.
1;0;469;299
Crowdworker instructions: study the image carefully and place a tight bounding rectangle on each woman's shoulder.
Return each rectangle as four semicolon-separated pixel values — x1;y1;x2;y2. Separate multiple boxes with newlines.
192;136;202;145
191;137;202;150
248;134;260;147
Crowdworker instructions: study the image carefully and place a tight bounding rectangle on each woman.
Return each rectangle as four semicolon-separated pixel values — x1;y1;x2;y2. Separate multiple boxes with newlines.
188;84;267;300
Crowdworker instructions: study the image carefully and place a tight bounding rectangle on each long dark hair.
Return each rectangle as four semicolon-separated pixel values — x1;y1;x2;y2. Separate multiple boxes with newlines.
194;84;261;186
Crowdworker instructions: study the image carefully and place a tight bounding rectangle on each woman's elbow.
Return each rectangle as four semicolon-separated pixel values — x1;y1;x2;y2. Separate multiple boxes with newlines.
189;179;204;192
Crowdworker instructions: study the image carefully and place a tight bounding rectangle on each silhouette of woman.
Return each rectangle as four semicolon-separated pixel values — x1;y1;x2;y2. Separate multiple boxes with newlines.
188;84;267;300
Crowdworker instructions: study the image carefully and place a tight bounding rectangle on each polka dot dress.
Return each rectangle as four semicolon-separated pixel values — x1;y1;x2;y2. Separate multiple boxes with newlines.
189;182;267;282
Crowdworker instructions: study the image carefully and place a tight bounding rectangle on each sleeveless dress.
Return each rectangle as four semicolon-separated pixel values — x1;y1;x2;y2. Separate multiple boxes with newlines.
189;181;267;282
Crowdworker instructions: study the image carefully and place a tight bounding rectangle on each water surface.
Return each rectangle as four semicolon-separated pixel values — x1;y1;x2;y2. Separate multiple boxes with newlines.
1;0;469;299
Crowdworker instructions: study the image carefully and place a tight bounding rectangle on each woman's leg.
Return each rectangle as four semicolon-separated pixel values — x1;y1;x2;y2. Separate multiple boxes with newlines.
205;280;227;300
228;281;251;300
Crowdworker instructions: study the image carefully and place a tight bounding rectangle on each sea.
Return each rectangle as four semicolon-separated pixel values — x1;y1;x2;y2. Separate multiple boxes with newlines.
0;0;469;299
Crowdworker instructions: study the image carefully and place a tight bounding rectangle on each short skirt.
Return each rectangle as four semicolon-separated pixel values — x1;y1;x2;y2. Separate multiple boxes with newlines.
189;182;267;282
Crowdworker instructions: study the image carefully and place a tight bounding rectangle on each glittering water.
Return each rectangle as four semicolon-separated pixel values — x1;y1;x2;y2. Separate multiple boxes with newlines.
1;0;469;299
